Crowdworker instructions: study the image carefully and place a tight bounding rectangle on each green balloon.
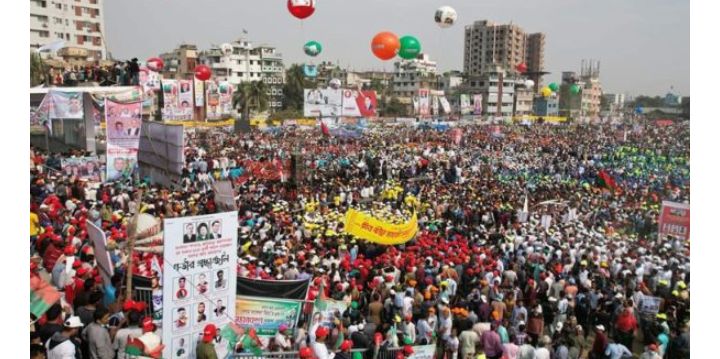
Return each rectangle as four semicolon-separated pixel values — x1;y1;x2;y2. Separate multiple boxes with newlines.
398;35;422;60
570;84;581;94
304;41;322;57
549;82;559;92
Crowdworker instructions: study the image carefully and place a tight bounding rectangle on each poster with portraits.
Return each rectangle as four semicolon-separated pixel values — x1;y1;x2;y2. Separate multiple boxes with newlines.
161;79;181;121
49;91;84;119
194;78;205;108
339;89;377;117
162;211;238;359
105;99;141;182
473;94;483;115
432;95;440;115
460;94;472;115
418;89;430;117
440;96;451;114
206;81;234;120
60;156;103;182
175;80;194;121
139;67;161;111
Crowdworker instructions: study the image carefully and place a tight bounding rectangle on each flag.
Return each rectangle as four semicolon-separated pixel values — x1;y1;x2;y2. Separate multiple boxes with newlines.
30;275;61;318
38;40;65;53
241;334;263;356
598;169;619;191
320;121;330;137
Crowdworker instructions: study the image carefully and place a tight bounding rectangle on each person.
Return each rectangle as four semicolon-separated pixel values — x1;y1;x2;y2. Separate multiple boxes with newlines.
534;335;552;359
110;121;127;138
590;325;608;359
197;324;219;359
196;274;209;295
639;344;662;359
605;341;633;359
480;322;505;359
176;277;189;299
214;299;226;317
183;224;196;243
197;302;207;323
614;305;637;350
311;326;334;359
175;307;189;329
114;310;143;359
46;316;83;359
335;339;353;359
128;58;140;86
196;223;210;241
445;328;459;359
83;306;114;359
31;343;46;359
210;220;222;239
215;270;226;289
459;325;479;359
275;324;292;352
37;304;64;344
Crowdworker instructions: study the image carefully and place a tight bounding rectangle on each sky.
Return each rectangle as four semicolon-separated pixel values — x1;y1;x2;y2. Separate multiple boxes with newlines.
104;0;689;97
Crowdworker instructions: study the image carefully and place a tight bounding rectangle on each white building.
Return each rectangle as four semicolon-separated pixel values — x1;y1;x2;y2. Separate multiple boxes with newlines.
199;39;286;110
465;66;519;118
393;54;439;98
30;0;106;60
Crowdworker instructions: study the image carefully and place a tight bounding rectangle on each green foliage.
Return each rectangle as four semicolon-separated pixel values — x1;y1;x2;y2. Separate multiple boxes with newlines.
30;52;46;87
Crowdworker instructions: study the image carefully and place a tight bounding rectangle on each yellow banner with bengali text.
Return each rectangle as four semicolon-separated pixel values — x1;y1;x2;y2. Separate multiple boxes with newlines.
344;209;418;245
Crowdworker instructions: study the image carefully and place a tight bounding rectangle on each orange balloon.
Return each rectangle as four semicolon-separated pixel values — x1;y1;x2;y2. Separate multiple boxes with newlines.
371;32;400;60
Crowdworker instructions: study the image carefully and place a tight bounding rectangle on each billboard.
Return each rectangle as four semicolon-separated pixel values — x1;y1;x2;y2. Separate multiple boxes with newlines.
162;211;239;359
206;81;234;120
60;156;102;182
304;88;342;117
340;89;377;117
658;201;690;241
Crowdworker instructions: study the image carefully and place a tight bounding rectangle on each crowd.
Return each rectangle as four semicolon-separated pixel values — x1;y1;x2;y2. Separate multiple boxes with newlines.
30;121;690;359
45;58;141;87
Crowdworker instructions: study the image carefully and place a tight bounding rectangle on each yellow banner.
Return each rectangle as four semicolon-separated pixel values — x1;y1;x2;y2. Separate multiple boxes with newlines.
344;209;418;245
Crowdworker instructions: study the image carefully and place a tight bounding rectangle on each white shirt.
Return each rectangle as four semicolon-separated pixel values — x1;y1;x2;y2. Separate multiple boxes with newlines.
310;341;335;359
534;347;551;359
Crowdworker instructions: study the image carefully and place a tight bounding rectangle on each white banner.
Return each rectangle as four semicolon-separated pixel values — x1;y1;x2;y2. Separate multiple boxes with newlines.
304;89;342;117
87;221;113;286
440;96;451;114
408;345;437;359
460;94;471;115
418;89;430;117
432;95;439;115
162;211;239;359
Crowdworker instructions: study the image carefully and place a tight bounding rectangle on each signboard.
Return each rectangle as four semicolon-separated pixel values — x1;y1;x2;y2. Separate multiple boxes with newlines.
162;211;239;359
418;89;430;117
235;296;303;337
105;99;142;182
658;201;690;241
439;96;451;114
49;91;84;119
60;156;102;182
431;95;440;115
304;89;342;117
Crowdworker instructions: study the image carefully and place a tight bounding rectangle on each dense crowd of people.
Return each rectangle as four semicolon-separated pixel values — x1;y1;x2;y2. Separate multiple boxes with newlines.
44;58;141;87
30;120;690;359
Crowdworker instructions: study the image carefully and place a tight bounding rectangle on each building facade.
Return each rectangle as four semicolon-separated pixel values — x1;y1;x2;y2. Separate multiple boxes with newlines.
463;66;516;118
199;39;286;110
514;88;535;116
559;61;603;118
30;0;106;60
159;44;198;80
533;96;559;116
463;20;545;83
392;54;439;98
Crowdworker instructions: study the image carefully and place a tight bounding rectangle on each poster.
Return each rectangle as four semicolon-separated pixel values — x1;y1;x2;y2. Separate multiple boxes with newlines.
49;91;84;119
304;88;342;117
105;99;142;182
207;81;234;120
473;94;483;115
460;94;471;115
311;298;348;329
235;296;303;338
86;221;113;286
431;95;439;115
658;201;690;241
176;80;194;120
162;211;239;359
418;89;430;117
60;157;102;182
161;79;180;121
439;96;451;114
340;89;377;117
194;78;205;108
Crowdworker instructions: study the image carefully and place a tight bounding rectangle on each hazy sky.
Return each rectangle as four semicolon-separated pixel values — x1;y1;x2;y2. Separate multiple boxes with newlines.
105;0;689;96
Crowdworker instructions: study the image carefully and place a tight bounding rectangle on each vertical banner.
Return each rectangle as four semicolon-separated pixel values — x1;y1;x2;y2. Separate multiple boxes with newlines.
86;221;114;286
218;82;234;118
194;78;205;108
473;94;483;115
177;80;194;120
206;80;221;120
439;96;451;114
418;89;430;117
105;99;141;182
311;298;348;329
460;94;471;115
162;212;239;359
658;201;690;241
431;95;440;116
161;79;179;121
139;67;161;111
412;95;420;115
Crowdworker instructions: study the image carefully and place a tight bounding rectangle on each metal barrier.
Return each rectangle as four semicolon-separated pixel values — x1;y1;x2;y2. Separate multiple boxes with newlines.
132;286;155;317
229;348;371;359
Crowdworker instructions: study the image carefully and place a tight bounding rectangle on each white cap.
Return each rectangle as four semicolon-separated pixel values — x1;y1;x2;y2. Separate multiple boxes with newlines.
595;324;605;331
64;316;83;328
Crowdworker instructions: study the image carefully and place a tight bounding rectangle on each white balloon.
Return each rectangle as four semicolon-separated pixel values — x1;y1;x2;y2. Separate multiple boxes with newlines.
525;80;535;88
435;6;458;28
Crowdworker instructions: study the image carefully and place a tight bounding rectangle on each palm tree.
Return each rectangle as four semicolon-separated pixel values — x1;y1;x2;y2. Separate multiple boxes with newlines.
232;80;269;130
30;52;46;87
283;64;316;112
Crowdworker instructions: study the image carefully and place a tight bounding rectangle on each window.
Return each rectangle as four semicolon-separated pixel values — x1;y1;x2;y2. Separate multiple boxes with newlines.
54;17;63;24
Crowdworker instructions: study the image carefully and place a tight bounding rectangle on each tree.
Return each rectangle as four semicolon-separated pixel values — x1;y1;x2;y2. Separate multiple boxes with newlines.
384;96;407;117
233;81;269;125
283;64;315;112
30;52;46;87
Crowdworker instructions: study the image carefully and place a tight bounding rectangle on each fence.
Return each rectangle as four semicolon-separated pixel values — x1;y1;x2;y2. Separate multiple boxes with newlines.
228;347;405;359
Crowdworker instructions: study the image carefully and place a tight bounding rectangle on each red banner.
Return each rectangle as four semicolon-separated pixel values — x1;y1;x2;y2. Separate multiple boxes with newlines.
658;201;690;241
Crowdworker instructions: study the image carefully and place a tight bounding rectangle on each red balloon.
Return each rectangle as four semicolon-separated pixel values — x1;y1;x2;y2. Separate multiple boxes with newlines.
287;0;315;20
194;64;212;81
516;63;528;73
371;32;400;61
146;57;164;72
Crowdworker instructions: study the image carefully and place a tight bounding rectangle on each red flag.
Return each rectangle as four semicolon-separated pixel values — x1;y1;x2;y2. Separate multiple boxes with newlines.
320;121;330;137
598;169;619;191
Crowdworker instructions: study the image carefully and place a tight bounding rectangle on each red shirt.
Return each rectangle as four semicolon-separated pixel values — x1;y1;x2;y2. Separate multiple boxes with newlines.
616;311;638;333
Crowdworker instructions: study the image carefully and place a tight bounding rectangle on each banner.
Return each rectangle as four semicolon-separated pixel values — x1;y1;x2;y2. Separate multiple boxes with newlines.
431;95;439;115
418;89;430;117
235;296;303;337
105;99;141;182
412;96;420;115
60;156;102;182
439;96;451;114
473;94;483;115
236;277;310;301
49;91;84;119
311;298;348;329
212;181;238;212
207;81;234;120
176;80;194;120
86;221;113;286
658;201;690;241
139;67;160;111
343;209;418;245
638;296;662;316
162;79;192;121
340;89;377;117
161;79;179;120
304;88;342;117
194;78;205;108
408;345;437;359
460;94;471;115
162;211;239;359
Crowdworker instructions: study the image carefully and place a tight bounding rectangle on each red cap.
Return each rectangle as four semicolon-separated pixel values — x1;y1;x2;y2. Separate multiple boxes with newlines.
403;345;414;355
340;339;353;351
142;317;156;333
298;347;314;358
77;267;89;277
648;344;658;352
64;246;76;256
202;324;217;342
315;326;330;338
30;261;39;272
